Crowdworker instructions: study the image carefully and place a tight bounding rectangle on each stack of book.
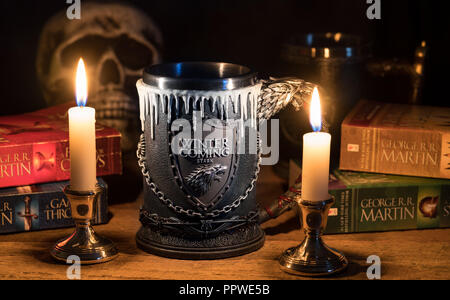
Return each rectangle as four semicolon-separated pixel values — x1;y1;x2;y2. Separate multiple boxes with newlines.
290;100;450;234
0;103;122;234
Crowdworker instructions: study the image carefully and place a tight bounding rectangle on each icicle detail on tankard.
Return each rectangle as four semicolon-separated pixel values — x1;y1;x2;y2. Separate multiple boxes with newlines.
136;80;261;139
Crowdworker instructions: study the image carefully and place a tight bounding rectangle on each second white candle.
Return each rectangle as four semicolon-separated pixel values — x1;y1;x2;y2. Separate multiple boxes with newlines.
301;87;331;202
301;131;331;201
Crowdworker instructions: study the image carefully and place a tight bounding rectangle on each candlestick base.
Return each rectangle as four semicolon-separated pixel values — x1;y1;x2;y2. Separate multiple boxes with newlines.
50;221;118;264
50;185;118;264
279;197;348;277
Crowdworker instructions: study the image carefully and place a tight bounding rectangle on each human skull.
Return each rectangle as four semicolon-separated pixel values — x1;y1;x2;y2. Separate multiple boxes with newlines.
36;1;163;152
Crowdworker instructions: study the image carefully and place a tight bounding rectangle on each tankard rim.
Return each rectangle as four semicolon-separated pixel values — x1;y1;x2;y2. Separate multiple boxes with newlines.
143;61;258;91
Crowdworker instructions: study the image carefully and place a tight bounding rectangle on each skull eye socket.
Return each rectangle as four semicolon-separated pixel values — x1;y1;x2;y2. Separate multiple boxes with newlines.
61;35;110;69
115;35;154;71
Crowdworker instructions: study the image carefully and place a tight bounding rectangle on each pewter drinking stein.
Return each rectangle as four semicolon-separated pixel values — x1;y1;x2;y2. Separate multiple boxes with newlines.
135;62;315;259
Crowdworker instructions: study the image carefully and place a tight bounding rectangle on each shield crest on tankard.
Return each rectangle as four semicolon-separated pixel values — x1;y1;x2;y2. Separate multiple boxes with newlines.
135;62;316;259
171;117;239;209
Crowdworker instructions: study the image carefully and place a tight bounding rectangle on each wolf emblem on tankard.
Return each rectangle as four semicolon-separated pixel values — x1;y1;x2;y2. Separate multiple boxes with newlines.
135;62;317;259
185;164;228;198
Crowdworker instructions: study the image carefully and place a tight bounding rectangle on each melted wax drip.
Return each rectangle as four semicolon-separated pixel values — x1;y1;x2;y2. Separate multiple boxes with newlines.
137;79;261;139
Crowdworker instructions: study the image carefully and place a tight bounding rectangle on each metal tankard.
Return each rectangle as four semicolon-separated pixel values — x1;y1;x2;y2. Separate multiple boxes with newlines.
135;62;316;259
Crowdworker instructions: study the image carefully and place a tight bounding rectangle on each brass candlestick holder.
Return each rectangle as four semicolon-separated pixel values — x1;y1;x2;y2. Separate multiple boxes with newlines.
279;196;348;277
50;184;118;264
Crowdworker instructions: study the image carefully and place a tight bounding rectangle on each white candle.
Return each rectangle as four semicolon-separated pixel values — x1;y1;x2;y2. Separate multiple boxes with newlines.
301;88;331;201
69;58;97;191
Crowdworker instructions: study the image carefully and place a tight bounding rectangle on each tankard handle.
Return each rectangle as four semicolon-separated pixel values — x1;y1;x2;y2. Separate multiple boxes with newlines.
255;77;330;224
257;77;330;132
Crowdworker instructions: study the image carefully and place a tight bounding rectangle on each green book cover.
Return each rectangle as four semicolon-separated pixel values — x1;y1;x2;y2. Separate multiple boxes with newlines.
325;170;450;234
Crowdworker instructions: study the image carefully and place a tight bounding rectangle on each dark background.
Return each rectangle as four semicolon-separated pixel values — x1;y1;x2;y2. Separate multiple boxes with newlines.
0;0;446;116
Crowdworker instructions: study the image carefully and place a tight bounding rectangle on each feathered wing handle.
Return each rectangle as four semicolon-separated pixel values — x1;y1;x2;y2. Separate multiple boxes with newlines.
256;77;329;224
257;77;330;132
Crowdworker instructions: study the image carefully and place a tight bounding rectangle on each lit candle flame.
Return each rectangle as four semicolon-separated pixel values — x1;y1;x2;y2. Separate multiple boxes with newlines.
76;58;88;107
310;87;322;132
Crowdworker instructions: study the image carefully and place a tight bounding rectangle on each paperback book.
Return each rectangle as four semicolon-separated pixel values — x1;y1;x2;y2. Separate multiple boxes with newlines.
0;178;109;234
340;100;450;179
0;103;122;188
289;160;450;234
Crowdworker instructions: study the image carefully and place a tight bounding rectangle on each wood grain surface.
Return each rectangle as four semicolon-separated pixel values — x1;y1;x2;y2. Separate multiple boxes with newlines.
0;166;449;280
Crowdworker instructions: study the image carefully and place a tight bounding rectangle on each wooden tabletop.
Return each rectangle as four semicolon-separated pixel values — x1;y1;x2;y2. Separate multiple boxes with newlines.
0;166;449;280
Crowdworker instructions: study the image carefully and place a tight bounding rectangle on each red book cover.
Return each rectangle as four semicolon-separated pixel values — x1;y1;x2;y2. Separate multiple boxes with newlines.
0;103;122;188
